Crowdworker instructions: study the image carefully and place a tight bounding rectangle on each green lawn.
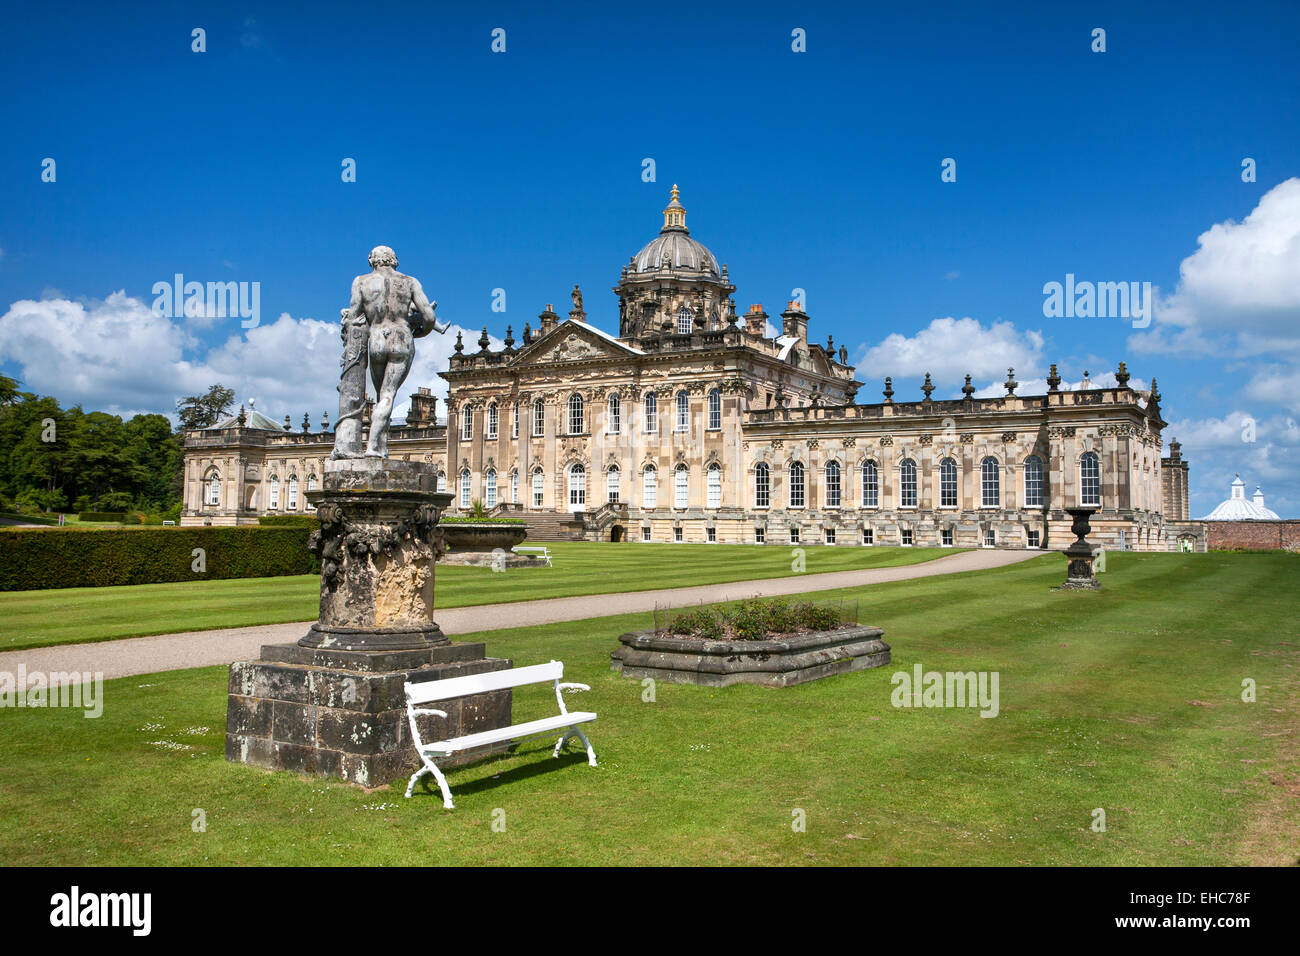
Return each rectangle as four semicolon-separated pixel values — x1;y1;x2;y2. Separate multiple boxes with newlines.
0;542;953;650
1;551;1295;865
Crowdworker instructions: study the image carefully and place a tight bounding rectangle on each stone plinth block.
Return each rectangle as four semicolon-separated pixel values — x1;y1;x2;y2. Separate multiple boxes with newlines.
611;624;890;688
302;459;454;650
226;642;513;787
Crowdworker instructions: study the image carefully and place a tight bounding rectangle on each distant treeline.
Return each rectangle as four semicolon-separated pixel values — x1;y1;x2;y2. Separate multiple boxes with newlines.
0;375;232;516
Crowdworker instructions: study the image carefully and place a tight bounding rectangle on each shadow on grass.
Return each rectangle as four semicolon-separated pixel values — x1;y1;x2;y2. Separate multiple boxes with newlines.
405;741;594;804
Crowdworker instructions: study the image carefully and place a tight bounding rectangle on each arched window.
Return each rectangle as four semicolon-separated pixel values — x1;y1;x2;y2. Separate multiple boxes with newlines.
510;468;519;504
674;464;689;508
642;464;658;508
486;403;498;438
825;461;841;508
788;461;806;508
754;462;770;508
608;394;621;434
899;459;917;508
1024;455;1044;508
533;399;545;437
607;465;620;503
707;389;721;430
568;393;584;435
675;391;689;431
436;471;447;493
706;463;722;508
287;475;299;510
677;307;693;335
459;469;471;508
1080;452;1101;506
461;406;473;441
861;460;879;508
206;472;221;507
980;457;1000;507
305;473;317;511
485;468;497;508
567;462;586;510
268;475;280;510
531;468;544;507
940;458;958;507
644;392;658;433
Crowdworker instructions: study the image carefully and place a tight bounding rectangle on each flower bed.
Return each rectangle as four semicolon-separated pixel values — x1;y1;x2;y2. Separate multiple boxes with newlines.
612;597;889;687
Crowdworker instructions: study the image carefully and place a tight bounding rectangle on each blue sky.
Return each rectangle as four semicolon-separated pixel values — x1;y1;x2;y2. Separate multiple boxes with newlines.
1;0;1298;517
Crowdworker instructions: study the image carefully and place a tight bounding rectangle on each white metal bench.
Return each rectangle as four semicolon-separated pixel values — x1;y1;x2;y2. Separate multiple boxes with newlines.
403;660;596;808
512;545;552;566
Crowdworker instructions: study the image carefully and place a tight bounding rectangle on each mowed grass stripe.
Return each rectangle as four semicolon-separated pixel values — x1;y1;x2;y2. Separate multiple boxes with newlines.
0;542;955;650
0;552;1294;865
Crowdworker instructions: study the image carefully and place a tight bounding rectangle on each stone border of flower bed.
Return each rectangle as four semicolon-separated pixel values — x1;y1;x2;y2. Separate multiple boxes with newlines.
610;624;890;688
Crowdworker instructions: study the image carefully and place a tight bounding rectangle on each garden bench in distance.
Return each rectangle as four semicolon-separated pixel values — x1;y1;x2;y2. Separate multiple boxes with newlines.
404;660;597;807
512;545;552;566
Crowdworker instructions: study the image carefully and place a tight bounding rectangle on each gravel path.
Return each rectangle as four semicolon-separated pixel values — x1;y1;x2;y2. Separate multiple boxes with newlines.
0;549;1043;681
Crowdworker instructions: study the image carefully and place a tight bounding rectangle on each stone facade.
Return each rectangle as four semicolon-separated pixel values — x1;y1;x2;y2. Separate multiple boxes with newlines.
184;188;1193;552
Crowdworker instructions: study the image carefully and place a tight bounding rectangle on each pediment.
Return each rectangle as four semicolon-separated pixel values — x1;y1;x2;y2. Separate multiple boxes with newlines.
512;320;641;366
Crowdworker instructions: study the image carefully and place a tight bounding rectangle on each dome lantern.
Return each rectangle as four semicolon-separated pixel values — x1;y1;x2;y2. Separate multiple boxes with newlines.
663;184;687;233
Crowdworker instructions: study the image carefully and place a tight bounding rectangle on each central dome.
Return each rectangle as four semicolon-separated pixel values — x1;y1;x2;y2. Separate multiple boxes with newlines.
631;185;722;277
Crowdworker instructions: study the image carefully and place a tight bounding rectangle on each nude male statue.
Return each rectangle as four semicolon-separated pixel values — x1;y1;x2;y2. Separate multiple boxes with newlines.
331;245;447;460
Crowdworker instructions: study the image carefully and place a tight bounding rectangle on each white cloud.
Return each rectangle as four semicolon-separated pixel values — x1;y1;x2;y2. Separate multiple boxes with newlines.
971;370;1148;399
0;290;493;426
1131;177;1300;357
1164;411;1300;518
856;317;1045;382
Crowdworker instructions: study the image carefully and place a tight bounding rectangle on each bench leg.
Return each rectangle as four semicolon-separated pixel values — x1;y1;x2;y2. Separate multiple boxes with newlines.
404;767;428;799
553;731;573;758
407;754;455;809
571;726;598;767
556;726;598;767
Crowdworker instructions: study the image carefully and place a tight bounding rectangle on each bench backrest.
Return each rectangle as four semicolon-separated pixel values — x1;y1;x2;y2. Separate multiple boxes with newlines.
406;660;563;705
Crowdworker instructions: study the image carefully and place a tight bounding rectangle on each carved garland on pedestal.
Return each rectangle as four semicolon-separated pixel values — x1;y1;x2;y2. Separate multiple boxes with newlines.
307;501;445;588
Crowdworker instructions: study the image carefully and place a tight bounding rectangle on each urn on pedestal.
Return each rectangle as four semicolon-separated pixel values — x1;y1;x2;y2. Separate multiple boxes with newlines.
1060;506;1101;590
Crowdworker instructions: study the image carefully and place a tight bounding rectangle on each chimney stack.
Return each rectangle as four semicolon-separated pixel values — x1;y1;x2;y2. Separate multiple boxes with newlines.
744;303;768;337
538;304;559;335
781;300;808;343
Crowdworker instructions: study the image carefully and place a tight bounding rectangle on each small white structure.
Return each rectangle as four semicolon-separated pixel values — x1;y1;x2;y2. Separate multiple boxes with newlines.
1199;475;1281;520
403;660;597;808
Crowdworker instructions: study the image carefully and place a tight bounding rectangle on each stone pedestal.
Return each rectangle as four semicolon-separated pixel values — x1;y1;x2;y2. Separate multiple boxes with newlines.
226;459;513;786
1060;506;1101;590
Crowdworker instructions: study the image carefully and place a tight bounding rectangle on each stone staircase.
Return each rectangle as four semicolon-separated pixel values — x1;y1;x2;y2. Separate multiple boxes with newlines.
516;511;587;542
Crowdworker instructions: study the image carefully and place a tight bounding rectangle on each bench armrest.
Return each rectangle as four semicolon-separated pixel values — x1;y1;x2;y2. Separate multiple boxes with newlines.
558;683;590;693
411;708;448;718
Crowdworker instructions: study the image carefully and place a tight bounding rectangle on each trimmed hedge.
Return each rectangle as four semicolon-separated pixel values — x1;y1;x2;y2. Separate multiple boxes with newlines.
79;512;127;522
258;515;321;528
0;527;319;591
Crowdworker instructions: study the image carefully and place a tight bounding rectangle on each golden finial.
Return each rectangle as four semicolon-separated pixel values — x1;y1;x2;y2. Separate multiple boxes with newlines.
663;184;686;231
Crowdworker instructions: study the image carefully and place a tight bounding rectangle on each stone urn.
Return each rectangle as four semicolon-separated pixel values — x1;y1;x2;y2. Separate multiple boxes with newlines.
1060;506;1100;590
439;520;528;555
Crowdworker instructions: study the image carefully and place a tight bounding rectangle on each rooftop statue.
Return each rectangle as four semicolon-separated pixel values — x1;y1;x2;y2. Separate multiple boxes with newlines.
332;245;447;459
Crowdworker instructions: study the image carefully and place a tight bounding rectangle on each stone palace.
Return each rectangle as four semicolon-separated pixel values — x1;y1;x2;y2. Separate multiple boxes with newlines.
183;187;1199;552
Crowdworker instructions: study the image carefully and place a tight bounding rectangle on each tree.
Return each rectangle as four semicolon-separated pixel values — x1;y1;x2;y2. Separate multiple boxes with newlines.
0;373;21;407
176;384;235;430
